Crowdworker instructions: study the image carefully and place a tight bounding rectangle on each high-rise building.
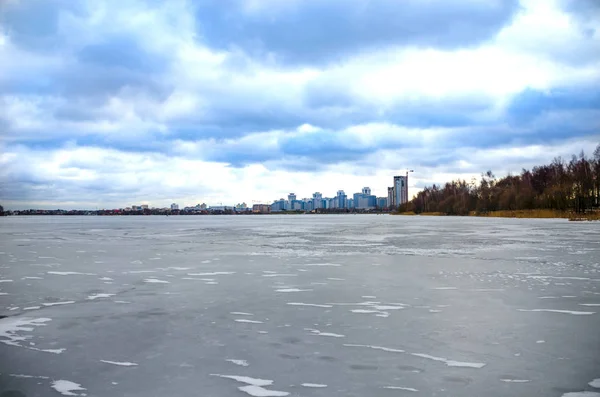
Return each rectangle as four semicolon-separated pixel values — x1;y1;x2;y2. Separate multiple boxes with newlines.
353;187;376;209
394;176;408;206
252;204;271;214
170;203;179;210
312;192;323;209
336;190;347;209
387;187;394;208
377;197;387;209
288;193;296;202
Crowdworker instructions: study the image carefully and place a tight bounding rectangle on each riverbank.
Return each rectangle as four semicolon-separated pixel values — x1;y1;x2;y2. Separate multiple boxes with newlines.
393;209;600;221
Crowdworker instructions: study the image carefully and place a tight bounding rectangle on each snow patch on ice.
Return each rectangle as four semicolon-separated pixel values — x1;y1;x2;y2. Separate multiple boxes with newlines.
287;302;332;308
226;359;249;367
305;263;341;267
51;380;86;396
87;293;115;300
211;374;288;397
518;309;595;315
382;386;418;392
344;343;404;353
42;301;75;307
100;360;138;366
143;278;170;284
10;374;50;379
410;353;485;368
48;271;95;276
307;329;344;338
188;272;235;276
235;319;264;324
301;383;327;388
501;379;531;383
275;288;312;293
589;379;600;388
434;287;457;290
231;312;253;316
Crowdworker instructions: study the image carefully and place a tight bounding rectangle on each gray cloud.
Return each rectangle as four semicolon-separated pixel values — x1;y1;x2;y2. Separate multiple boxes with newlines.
195;0;520;65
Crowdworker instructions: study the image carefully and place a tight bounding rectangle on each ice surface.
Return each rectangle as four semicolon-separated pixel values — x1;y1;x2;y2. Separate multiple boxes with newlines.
50;380;86;396
3;215;600;397
518;309;595;315
100;360;138;366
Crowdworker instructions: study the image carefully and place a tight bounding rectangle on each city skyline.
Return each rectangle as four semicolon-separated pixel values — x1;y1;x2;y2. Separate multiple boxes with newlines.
1;1;598;210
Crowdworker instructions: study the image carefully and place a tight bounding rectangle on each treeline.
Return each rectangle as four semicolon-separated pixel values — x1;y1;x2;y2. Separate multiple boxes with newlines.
399;144;600;215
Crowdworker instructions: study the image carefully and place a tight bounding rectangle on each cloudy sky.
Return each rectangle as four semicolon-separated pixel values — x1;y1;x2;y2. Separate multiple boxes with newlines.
1;0;599;209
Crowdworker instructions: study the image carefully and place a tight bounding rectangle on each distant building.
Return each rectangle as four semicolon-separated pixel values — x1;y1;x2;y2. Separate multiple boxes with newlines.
353;187;376;209
303;198;314;211
271;198;286;212
312;192;323;209
171;203;179;210
336;190;347;209
388;187;394;208
288;193;296;202
252;204;271;214
377;197;387;209
200;203;207;210
141;204;149;210
394;176;408;206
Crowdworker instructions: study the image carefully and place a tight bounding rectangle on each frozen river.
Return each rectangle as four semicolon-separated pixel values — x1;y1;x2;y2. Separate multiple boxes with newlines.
1;215;599;397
